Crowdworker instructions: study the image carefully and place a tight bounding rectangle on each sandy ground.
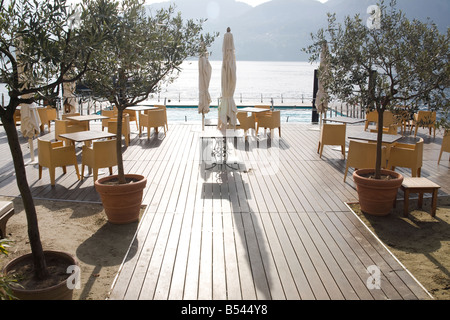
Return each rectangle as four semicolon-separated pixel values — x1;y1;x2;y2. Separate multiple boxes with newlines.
0;196;144;300
349;195;450;300
1;194;449;300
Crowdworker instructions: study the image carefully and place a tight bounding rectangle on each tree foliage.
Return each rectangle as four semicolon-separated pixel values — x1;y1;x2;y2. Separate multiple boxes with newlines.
305;0;449;178
0;0;106;280
82;0;217;184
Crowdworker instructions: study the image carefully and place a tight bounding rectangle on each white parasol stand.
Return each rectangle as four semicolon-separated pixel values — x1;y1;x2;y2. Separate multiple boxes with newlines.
199;49;212;130
20;101;41;165
218;27;237;131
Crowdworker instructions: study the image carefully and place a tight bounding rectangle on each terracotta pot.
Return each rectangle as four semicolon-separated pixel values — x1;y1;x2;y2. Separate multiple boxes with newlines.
353;168;403;216
94;174;147;224
3;250;77;300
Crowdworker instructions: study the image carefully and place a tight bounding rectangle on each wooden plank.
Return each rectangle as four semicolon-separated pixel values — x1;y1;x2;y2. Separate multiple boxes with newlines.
0;123;440;301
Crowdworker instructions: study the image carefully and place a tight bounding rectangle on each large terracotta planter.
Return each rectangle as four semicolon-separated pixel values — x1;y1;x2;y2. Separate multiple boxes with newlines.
94;174;147;224
3;250;77;300
353;168;403;216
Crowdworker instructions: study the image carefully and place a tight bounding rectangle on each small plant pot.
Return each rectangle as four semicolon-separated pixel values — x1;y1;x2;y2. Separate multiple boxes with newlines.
3;250;77;300
353;168;403;216
95;174;147;224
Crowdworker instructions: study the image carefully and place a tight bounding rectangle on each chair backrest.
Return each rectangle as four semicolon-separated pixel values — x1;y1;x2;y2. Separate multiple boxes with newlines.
37;138;53;167
366;110;378;122
153;105;167;124
93;139;117;168
102;109;117;117
443;133;450;153
383;110;396;127
347;140;386;169
145;109;166;127
62;112;81;126
415;138;424;167
37;108;49;124
123;109;137;121
416;110;436;124
236;111;255;129
108;113;130;134
14;110;21;125
320;123;346;145
46;107;57;121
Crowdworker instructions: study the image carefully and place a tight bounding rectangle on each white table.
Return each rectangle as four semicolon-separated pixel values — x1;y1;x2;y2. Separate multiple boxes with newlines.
323;116;366;125
200;130;244;170
348;131;403;144
65;114;109;130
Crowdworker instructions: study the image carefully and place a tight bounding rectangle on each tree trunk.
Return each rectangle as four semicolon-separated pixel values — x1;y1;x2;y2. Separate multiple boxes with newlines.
1;109;48;280
375;106;384;180
116;109;126;184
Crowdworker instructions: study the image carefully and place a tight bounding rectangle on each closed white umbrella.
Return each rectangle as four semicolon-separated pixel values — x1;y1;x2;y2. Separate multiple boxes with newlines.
63;76;78;114
218;27;237;130
20;100;40;164
316;41;329;123
199;49;212;130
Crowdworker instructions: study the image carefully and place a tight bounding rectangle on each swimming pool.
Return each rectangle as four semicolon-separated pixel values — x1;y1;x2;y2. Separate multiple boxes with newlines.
166;107;314;123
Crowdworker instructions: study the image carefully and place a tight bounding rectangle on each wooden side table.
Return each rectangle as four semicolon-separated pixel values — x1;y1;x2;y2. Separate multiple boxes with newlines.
399;177;440;217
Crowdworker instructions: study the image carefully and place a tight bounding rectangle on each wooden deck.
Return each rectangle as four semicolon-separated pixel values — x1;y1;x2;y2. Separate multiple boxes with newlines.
1;119;449;300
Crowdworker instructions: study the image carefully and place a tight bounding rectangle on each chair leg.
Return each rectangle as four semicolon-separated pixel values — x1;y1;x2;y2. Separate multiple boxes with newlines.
344;166;349;182
74;163;80;180
39;165;42;180
438;150;443;164
50;167;56;186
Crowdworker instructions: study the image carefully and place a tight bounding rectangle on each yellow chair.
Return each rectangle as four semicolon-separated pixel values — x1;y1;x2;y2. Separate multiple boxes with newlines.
13;110;21;126
317;123;346;159
124;109;138;130
344;140;387;182
55;119;88;145
108;113;131;146
364;110;378;131
387;138;424;177
253;105;271;124
37;138;80;186
139;109;166;139
366;110;398;134
411;110;436;138
153;105;168;131
438;132;450;165
81;139;117;181
37;107;57;133
101;109;117;131
61;112;89;131
256;110;281;138
236;111;256;138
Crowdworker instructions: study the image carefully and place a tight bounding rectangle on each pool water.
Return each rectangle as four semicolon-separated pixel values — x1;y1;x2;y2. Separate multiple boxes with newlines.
166;107;313;123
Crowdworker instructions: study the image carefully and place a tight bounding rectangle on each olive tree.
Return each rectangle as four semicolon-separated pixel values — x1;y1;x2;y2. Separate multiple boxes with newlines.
0;0;107;280
82;0;216;184
305;0;449;179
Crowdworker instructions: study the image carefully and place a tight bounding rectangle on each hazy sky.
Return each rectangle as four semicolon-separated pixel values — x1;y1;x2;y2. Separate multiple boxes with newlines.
144;0;328;7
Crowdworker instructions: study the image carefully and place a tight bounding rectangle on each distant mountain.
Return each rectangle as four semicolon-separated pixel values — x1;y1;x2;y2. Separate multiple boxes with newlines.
145;0;449;61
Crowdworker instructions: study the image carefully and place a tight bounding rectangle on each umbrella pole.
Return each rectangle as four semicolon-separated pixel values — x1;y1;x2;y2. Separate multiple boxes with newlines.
26;137;37;165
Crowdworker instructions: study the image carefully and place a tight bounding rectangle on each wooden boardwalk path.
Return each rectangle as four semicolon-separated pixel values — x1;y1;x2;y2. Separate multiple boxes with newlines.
1;119;448;300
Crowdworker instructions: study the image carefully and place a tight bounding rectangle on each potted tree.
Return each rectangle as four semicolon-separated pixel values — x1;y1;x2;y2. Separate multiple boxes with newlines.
0;0;107;299
82;0;216;224
305;0;449;215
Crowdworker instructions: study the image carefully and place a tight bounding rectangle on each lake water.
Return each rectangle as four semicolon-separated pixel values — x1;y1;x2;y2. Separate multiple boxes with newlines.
1;61;319;122
153;60;317;107
166;106;313;123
